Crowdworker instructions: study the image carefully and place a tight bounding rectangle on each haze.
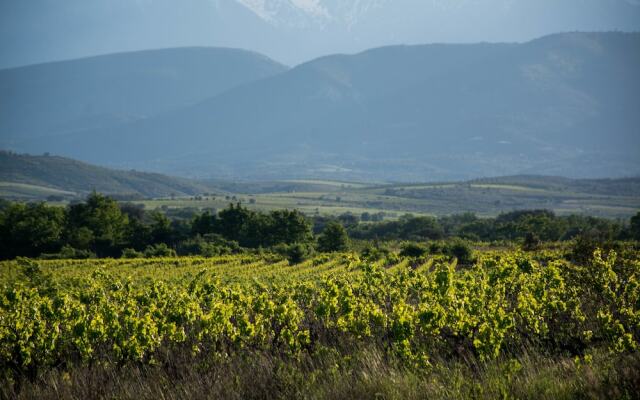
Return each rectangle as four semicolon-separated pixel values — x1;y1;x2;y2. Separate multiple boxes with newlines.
2;0;640;68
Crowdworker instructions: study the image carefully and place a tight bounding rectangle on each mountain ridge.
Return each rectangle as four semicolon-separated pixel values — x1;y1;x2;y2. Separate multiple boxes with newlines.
0;46;287;144
8;32;636;181
0;151;220;200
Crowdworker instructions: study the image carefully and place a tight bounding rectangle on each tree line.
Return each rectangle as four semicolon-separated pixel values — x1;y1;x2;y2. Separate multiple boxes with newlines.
0;193;348;260
0;193;638;260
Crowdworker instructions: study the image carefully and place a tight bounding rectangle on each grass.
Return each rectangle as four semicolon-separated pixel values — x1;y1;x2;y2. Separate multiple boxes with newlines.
0;182;76;198
5;346;638;400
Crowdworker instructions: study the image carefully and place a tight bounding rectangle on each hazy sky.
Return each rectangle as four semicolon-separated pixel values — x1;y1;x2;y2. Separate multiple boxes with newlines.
1;0;640;67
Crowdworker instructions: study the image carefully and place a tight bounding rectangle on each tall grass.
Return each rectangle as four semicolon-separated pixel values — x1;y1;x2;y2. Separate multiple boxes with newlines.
4;345;638;400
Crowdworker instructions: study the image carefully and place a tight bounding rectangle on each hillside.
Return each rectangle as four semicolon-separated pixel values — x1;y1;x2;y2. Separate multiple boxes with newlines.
136;175;640;219
0;46;286;146
0;151;218;200
13;32;640;181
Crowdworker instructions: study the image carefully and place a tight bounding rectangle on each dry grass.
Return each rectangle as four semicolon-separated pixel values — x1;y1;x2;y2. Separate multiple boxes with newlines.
3;346;639;400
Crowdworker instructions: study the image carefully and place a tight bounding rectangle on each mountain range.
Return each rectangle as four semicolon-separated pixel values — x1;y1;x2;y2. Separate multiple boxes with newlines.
0;47;285;144
2;32;638;181
2;0;640;68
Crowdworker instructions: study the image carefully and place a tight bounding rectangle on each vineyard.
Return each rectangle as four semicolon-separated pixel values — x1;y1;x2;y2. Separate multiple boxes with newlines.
1;248;639;398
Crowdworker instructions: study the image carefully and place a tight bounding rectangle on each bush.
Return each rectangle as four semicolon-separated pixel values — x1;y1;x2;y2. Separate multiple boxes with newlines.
273;242;314;265
522;232;541;251
428;241;445;254
399;242;428;258
444;239;475;265
360;243;391;262
40;245;95;260
121;248;144;258
177;234;240;257
143;243;176;258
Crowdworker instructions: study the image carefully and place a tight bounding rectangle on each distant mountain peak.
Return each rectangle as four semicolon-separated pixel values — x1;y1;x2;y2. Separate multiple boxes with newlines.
233;0;388;29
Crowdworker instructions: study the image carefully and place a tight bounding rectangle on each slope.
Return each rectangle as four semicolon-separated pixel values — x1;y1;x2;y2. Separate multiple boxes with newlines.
0;151;218;199
18;32;639;181
0;46;287;145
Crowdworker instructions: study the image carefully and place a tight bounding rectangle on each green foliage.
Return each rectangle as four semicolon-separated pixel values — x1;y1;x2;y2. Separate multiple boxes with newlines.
0;247;638;384
121;248;144;258
0;202;65;258
317;222;350;252
360;242;391;262
630;211;640;240
399;242;428;258
143;243;176;258
0;194;635;264
522;232;541;251
195;203;313;248
176;234;240;257
40;245;96;260
445;238;475;265
273;242;314;265
351;215;444;241
65;192;129;256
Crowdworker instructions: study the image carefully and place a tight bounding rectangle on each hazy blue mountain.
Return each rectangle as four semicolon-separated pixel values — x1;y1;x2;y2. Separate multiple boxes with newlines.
0;47;286;145
13;32;638;181
2;0;639;68
0;151;219;199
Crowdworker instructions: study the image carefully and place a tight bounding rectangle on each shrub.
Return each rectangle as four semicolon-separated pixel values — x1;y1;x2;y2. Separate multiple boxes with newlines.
360;243;391;262
143;243;176;258
444;238;475;265
522;232;541;251
40;245;96;260
177;234;240;257
399;242;428;258
273;242;314;265
121;248;144;258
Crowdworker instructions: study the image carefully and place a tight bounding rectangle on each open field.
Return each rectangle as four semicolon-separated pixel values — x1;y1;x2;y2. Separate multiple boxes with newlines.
135;176;640;219
0;182;75;199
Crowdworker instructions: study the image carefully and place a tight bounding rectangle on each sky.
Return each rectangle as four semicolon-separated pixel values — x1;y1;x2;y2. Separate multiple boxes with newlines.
1;0;640;67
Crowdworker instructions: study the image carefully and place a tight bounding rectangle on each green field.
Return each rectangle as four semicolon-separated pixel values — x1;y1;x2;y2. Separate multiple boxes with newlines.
134;177;640;219
2;248;639;399
0;182;75;199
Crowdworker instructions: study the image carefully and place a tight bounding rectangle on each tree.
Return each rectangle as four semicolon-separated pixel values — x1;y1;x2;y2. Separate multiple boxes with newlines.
0;202;65;258
216;203;255;244
317;221;350;252
522;232;541;251
191;211;218;236
630;211;640;240
65;192;129;256
149;212;173;245
264;209;312;246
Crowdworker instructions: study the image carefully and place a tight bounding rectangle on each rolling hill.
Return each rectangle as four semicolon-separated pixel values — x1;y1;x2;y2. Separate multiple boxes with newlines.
0;151;219;199
10;32;639;181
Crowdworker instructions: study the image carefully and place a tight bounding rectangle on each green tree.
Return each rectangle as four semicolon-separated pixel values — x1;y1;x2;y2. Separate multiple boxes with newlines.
317;221;350;252
65;192;129;256
264;209;312;246
217;203;255;244
149;212;173;245
0;202;65;258
630;211;640;240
